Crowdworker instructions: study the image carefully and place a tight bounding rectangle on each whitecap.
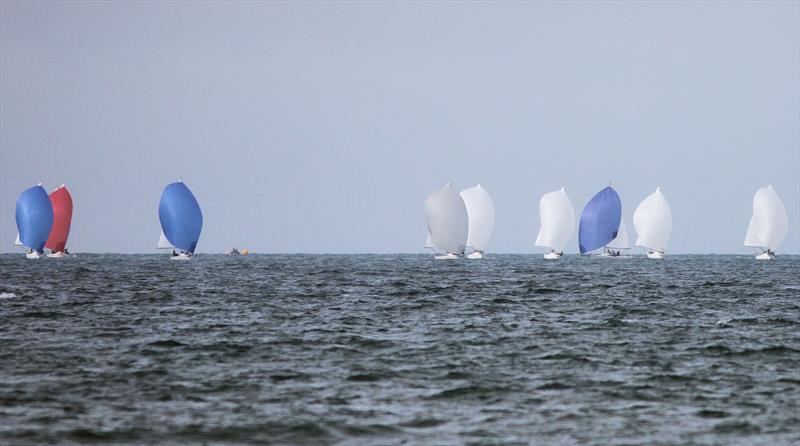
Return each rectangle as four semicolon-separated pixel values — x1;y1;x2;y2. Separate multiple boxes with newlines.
716;318;732;327
0;292;18;299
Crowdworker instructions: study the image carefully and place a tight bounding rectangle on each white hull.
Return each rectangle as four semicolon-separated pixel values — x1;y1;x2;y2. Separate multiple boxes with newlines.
600;253;630;259
543;251;562;260
466;251;484;260
170;253;193;261
434;253;460;260
755;252;775;260
646;251;665;259
47;252;67;258
26;251;41;259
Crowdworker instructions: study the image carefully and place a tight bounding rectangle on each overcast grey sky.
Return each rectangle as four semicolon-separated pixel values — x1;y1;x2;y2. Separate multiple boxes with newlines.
1;1;798;254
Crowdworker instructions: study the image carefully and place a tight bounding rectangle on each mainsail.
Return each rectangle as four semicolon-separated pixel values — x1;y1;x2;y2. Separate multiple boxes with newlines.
743;185;788;251
460;184;495;253
607;219;630;249
578;186;622;254
424;183;468;255
158;180;203;254
633;187;672;253
45;185;73;253
15;184;54;252
158;231;175;249
535;187;575;253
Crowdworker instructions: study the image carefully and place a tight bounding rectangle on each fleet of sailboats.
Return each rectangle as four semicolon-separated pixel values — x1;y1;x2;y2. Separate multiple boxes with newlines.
423;183;496;260
5;181;795;260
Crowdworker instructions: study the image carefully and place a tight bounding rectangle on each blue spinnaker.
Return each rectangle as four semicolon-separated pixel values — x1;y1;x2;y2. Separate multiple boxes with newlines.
159;181;203;253
15;185;54;252
578;186;622;254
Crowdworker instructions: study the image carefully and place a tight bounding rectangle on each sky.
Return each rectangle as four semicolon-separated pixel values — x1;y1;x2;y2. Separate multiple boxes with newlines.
1;1;798;254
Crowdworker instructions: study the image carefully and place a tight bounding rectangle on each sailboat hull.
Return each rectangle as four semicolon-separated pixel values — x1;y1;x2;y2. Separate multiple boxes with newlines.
46;252;67;258
26;251;41;259
600;252;630;259
466;251;484;259
434;253;460;260
646;251;665;259
170;253;193;261
755;252;775;260
543;252;561;260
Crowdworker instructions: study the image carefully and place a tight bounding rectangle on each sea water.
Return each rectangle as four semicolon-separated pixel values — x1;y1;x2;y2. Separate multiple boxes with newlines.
0;254;798;445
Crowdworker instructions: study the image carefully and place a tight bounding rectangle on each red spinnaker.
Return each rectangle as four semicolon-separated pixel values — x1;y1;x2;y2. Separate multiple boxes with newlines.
45;186;73;252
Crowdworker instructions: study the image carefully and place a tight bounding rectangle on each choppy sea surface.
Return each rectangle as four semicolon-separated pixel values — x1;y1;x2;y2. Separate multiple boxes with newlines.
0;254;798;445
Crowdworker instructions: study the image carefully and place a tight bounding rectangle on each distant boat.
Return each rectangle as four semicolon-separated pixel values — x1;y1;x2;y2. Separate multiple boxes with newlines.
45;184;73;258
633;187;672;259
535;187;575;259
15;184;54;259
225;248;251;256
460;184;495;259
158;180;203;260
579;185;625;257
743;185;788;260
424;183;468;260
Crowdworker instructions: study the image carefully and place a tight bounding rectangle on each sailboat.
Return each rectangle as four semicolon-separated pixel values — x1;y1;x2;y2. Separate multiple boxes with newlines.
424;183;468;260
460;184;495;259
15;184;54;259
633;187;672;259
158;180;203;260
535;187;575;259
45;184;73;258
743;185;788;260
578;185;624;257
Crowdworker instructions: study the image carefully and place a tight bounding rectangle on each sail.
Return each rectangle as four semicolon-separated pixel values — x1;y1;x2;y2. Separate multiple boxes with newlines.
15;185;54;252
424;183;468;254
633;187;672;252
15;233;22;246
424;232;435;249
157;231;175;249
744;185;788;250
158;180;203;253
460;184;495;252
607;219;630;249
743;215;762;247
45;185;73;253
535;187;575;252
578;186;622;254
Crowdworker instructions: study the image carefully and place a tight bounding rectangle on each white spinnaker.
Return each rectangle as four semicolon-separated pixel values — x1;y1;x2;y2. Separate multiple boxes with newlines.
158;231;175;249
535;187;575;252
743;215;762;247
460;184;495;252
607;219;630;249
633;187;672;252
744;185;788;250
425;183;468;254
